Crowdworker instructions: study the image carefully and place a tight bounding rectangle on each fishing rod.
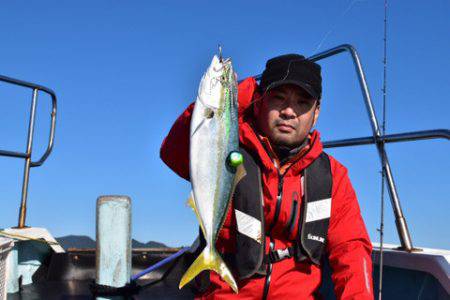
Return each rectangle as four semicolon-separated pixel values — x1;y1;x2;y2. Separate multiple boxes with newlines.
378;0;388;299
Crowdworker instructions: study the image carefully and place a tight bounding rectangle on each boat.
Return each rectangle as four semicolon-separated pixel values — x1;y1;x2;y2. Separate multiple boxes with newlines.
0;44;449;299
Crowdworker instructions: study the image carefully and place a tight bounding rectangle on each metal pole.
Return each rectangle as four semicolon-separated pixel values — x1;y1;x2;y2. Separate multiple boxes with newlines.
383;157;412;250
299;44;414;250
309;44;414;250
0;73;58;167
0;150;28;158
346;46;413;251
17;89;38;228
30;91;57;168
322;129;450;148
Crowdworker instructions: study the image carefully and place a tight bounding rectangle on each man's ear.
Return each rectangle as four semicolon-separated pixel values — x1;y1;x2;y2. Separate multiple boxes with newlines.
253;95;263;117
312;102;321;127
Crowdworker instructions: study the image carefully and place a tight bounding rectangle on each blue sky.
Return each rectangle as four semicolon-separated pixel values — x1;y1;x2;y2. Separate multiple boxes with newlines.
0;1;448;249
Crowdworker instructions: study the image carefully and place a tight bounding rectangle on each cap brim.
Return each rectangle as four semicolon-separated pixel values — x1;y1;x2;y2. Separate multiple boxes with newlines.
265;80;319;99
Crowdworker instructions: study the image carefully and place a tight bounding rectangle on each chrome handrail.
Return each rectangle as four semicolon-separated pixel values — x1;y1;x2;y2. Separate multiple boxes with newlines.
310;45;414;250
244;44;450;251
0;74;58;228
323;129;450;148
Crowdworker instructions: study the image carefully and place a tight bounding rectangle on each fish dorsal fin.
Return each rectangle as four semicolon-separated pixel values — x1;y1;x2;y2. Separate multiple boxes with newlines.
186;191;196;210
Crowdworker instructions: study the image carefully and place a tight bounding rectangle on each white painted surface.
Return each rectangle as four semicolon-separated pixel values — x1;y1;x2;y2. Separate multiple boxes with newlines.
1;227;64;253
96;196;132;288
372;242;450;294
0;238;14;300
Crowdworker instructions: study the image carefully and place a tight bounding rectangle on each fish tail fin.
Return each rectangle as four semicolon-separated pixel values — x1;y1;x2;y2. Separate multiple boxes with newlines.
179;246;238;293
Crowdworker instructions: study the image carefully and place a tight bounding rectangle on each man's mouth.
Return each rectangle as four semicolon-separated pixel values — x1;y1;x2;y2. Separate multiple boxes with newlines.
276;122;295;133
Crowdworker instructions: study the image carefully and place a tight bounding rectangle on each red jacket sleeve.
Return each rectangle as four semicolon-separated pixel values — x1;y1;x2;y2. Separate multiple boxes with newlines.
160;102;195;181
327;157;374;300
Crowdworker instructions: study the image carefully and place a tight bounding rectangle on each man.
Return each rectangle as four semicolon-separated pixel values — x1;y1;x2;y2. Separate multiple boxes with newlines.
160;54;374;299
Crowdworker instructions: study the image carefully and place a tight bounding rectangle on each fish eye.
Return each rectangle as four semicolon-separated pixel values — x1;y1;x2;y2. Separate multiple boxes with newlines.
205;108;214;119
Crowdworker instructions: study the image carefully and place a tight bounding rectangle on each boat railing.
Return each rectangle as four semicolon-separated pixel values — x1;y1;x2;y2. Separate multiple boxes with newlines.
0;75;57;228
248;44;450;252
2;45;448;249
322;129;450;147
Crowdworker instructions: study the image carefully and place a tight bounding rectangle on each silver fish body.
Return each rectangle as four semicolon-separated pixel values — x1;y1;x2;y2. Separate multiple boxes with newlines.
179;55;240;292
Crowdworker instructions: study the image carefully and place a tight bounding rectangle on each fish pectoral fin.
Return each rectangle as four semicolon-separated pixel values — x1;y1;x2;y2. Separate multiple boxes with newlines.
228;164;247;202
191;117;206;138
234;163;247;185
179;246;238;293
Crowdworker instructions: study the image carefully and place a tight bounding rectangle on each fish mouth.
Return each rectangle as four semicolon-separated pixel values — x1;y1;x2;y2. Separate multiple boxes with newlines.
212;60;231;73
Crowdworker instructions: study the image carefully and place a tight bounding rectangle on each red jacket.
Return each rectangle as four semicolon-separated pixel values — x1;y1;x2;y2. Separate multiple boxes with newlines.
160;77;374;299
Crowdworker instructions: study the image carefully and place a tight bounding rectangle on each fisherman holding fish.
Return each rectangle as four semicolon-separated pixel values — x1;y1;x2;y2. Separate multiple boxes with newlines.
161;54;374;299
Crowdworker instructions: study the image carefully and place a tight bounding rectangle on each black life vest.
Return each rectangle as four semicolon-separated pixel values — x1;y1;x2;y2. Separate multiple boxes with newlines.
192;146;332;281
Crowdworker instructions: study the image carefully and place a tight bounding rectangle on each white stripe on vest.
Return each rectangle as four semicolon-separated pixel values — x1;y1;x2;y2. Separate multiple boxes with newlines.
305;198;332;223
235;209;262;244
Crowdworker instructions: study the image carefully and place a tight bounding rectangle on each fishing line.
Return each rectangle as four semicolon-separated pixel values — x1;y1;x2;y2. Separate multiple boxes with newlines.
312;0;366;54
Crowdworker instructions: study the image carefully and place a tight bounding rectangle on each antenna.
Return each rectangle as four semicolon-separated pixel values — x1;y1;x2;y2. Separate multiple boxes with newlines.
378;0;388;299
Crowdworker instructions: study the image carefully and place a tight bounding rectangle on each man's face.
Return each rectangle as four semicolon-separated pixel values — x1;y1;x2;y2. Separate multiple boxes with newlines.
256;84;320;148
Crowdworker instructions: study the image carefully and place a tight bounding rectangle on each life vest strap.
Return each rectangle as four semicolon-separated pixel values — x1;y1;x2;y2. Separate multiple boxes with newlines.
266;246;295;263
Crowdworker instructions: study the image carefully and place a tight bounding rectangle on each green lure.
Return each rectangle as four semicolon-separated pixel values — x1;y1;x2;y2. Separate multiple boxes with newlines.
228;151;243;168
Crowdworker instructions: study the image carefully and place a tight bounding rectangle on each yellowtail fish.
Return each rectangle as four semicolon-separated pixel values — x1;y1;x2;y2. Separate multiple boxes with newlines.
179;54;244;293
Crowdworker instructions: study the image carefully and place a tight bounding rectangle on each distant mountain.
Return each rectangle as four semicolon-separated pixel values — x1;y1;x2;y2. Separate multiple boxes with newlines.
57;235;95;249
131;239;167;248
56;235;167;249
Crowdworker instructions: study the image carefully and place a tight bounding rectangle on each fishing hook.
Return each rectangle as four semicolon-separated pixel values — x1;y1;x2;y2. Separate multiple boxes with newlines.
218;44;223;62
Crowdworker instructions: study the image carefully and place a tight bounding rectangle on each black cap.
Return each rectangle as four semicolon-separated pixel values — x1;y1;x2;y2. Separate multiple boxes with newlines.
260;54;322;99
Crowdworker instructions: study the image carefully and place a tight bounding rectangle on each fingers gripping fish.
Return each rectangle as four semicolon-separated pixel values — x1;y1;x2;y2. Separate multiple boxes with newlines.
179;54;245;293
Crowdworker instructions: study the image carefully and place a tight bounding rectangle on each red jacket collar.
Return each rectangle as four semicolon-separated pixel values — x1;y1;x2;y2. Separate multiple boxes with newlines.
237;77;323;176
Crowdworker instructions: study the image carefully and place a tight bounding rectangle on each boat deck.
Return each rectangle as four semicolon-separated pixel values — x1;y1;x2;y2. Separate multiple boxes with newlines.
7;245;450;299
9;248;196;299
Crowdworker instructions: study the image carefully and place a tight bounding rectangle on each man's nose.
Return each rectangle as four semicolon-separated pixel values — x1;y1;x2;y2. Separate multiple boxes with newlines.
280;103;296;119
